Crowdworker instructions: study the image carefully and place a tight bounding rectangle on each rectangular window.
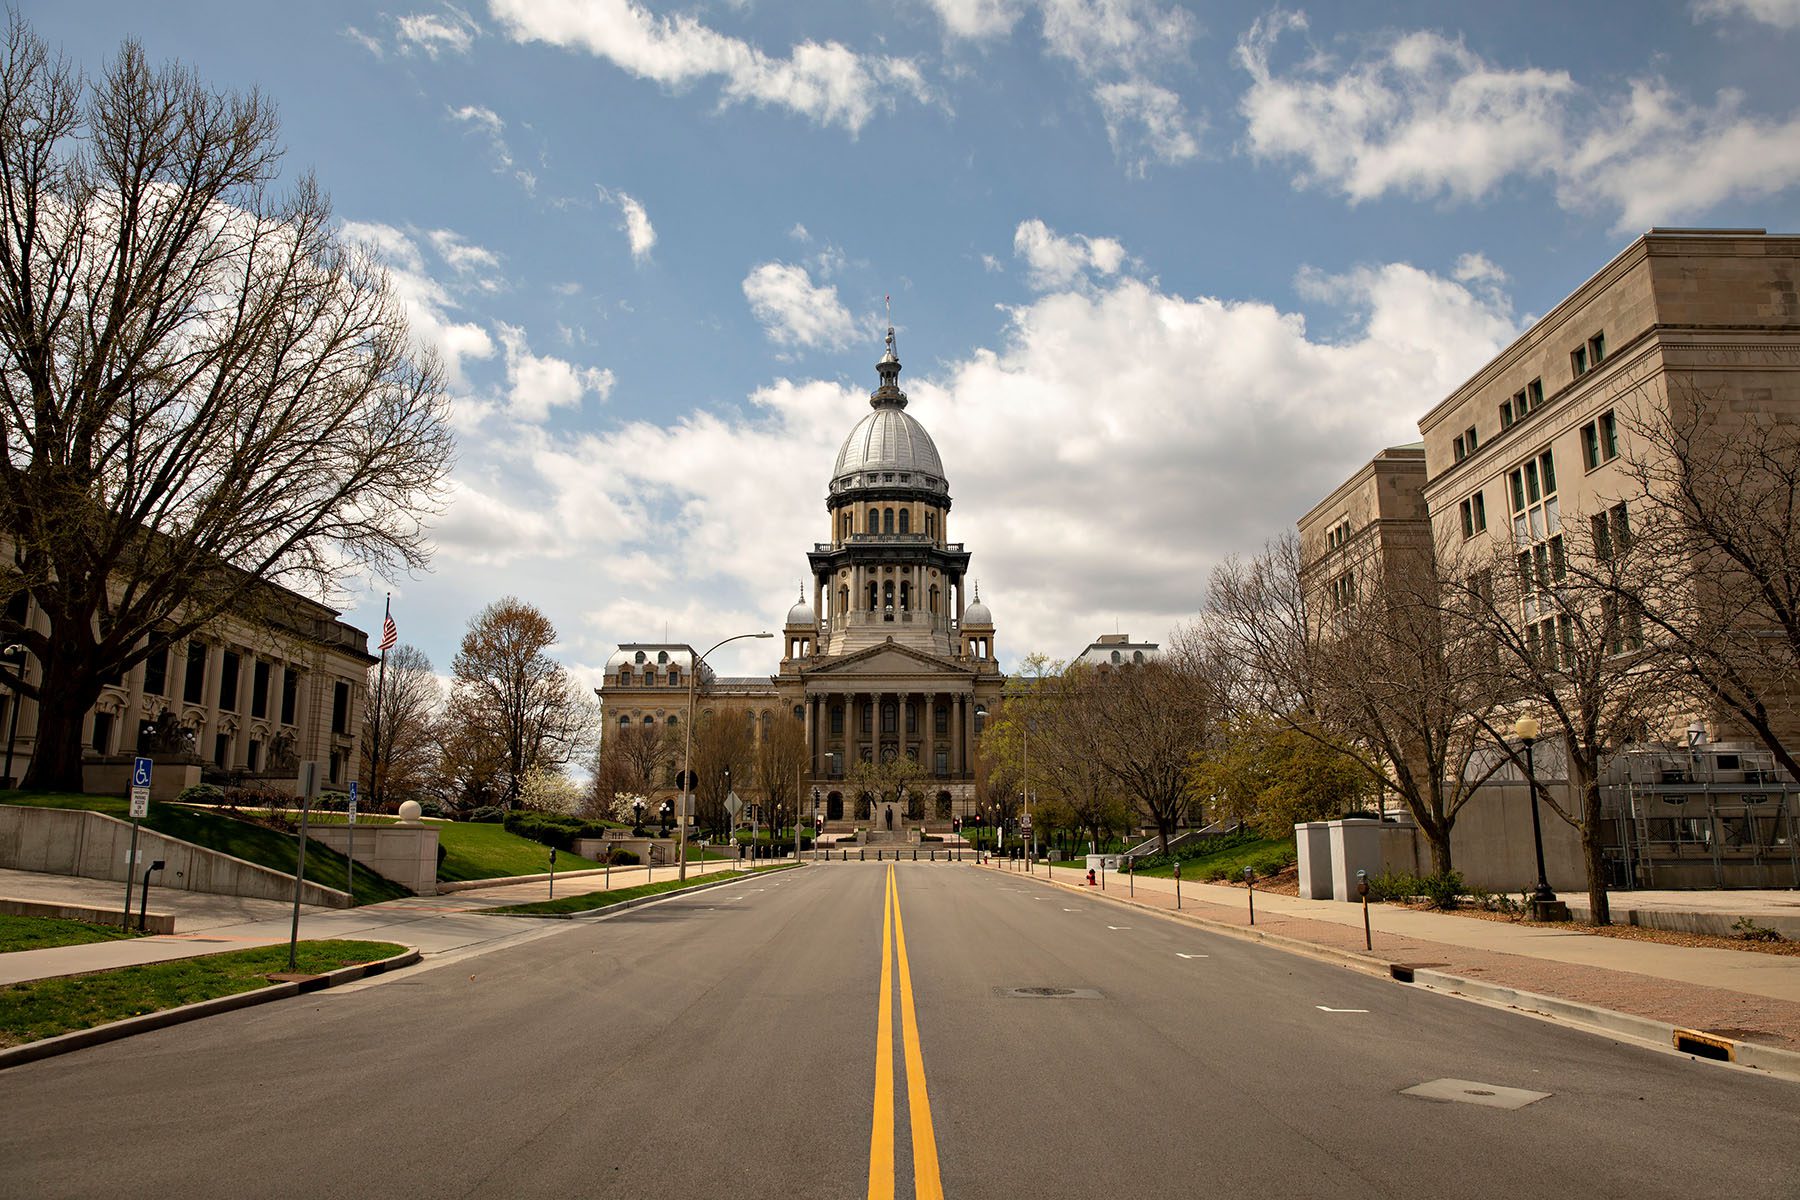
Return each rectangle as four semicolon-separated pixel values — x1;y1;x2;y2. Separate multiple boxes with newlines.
183;641;207;704
214;732;229;767
1549;534;1566;581
861;702;871;734
1581;409;1619;471
1500;399;1515;429
92;711;114;755
1582;422;1600;471
1459;491;1487;539
935;705;948;735
1589;332;1605;366
329;749;343;785
1571;344;1588;377
218;651;240;712
281;668;298;726
1453;434;1466;462
1599;410;1618;460
331;680;350;735
1464;425;1478;454
143;647;168;698
1609;500;1630;551
251;660;270;719
247;739;261;772
1528;379;1543;409
830;705;844;736
935;748;949;776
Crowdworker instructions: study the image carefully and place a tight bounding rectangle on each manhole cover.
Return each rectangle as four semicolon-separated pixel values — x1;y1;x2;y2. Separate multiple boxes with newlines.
1401;1078;1550;1109
995;986;1102;1000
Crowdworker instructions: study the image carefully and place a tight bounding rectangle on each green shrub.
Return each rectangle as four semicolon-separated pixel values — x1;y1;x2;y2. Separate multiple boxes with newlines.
504;811;608;851
177;783;225;805
468;806;505;824
1733;916;1785;943
608;849;640;866
222;785;286;811
1365;870;1421;902
417;799;446;818
1417;870;1467;910
314;791;351;812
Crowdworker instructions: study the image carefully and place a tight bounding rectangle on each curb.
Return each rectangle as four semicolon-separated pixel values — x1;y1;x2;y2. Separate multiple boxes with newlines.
436;862;767;893
0;945;421;1072
483;863;805;920
1002;866;1800;1083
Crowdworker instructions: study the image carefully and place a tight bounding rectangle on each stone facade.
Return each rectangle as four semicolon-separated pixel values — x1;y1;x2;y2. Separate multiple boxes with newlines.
598;333;1007;834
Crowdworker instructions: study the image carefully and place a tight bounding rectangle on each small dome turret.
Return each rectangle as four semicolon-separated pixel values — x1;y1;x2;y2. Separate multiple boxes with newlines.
786;586;816;628
963;582;993;627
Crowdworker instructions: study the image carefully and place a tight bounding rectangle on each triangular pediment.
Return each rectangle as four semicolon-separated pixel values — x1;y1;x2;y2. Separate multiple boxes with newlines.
809;641;969;678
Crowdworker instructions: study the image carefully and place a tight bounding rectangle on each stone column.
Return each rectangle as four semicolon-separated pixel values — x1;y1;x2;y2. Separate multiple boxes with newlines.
846;692;859;773
923;692;937;781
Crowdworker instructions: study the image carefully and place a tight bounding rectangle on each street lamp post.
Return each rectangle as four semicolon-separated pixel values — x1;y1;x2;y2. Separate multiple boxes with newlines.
679;631;773;881
1513;715;1560;919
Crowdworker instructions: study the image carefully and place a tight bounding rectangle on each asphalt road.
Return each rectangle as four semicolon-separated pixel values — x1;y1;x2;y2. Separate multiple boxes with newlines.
3;862;1797;1199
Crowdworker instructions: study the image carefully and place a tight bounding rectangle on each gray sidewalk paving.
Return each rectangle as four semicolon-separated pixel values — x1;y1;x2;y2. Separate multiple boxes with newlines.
0;858;787;985
1017;861;1800;1004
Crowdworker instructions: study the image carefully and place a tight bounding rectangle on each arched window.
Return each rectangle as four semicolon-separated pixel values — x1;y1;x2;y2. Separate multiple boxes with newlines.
642;715;654;726
618;715;629;730
667;714;678;728
898;509;910;534
930;585;939;614
634;651;646;664
793;704;805;721
1133;651;1145;664
899;580;910;610
974;705;987;736
868;507;879;532
868;581;879;609
883;581;895;610
882;701;897;733
883;508;895;534
827;792;844;820
657;651;669;664
1111;650;1122;665
839;585;850;615
926;512;936;538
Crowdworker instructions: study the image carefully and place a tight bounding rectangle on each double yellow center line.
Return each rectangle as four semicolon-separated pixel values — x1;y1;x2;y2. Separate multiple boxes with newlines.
869;865;944;1200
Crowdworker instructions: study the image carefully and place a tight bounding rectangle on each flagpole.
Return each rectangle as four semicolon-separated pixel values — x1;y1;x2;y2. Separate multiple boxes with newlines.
372;593;391;809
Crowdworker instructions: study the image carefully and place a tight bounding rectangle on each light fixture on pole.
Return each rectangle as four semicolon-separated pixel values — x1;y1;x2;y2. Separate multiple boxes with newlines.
678;631;773;881
1513;715;1563;920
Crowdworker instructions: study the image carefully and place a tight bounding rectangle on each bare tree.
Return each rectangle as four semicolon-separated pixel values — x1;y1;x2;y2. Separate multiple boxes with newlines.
690;708;753;837
754;711;808;837
1447;515;1691;926
589;721;672;819
361;644;440;811
1079;658;1215;855
447;598;596;809
0;22;452;789
983;659;1129;849
1199;533;1507;874
1618;382;1800;779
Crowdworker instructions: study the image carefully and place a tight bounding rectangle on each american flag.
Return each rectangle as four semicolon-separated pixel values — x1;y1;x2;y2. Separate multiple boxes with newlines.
379;613;397;653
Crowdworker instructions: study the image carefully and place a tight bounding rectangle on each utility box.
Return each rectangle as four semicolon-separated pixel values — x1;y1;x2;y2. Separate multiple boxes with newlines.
1296;822;1334;899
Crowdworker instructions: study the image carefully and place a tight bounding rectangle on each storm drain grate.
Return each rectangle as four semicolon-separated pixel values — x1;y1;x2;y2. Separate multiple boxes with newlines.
995;986;1102;1000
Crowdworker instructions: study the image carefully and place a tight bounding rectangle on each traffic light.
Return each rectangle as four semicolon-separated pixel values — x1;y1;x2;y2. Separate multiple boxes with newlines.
953;816;961;833
813;813;823;833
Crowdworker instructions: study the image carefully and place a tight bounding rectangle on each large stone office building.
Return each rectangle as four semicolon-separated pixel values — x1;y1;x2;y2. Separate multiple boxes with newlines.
599;331;1008;835
1298;227;1800;888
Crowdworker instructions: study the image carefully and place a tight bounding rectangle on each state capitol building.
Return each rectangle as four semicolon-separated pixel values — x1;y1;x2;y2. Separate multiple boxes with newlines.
597;330;1007;835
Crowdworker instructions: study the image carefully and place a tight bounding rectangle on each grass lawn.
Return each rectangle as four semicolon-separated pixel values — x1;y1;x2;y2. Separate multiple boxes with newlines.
488;863;799;916
0;913;142;954
0;939;405;1047
434;821;601;882
1130;834;1296;881
0;791;411;905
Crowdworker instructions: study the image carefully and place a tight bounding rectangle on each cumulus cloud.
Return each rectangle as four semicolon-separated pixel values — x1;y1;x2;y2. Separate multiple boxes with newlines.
742;261;857;349
342;220;495;386
398;7;481;57
1094;79;1202;174
1037;0;1198;78
1237;10;1800;229
1693;0;1800;28
487;0;931;133
926;0;1026;40
497;323;616;422
1013;219;1127;290
427;228;501;278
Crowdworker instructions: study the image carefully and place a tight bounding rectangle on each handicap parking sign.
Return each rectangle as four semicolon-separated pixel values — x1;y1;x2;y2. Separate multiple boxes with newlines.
131;756;153;788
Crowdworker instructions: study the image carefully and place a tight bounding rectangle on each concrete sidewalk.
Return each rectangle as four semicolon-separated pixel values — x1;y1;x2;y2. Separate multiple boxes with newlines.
992;859;1800;1051
0;857;788;985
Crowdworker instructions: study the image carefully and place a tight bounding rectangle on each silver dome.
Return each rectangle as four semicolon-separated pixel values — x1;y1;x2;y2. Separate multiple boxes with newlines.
963;584;993;626
832;407;946;485
785;596;816;627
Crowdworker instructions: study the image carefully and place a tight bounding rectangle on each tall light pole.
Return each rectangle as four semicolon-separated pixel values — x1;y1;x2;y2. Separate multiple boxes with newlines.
679;631;773;881
1514;715;1557;915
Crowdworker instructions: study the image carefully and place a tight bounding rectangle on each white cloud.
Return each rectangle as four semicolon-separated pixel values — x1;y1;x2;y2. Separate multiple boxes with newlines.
1012;218;1127;290
1038;0;1198;78
1693;0;1800;29
343;26;385;58
501;259;1516;674
342;220;495;386
498;323;615;422
615;191;657;262
487;0;930;133
427;229;501;277
1452;252;1507;285
1095;79;1202;174
1237;10;1800;229
788;222;812;243
742;261;857;349
926;0;1026;40
398;8;481;57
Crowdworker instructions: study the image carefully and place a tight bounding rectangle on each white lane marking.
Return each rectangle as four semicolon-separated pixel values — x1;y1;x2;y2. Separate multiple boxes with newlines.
1176;953;1208;959
1063;908;1079;912
1317;1006;1370;1013
1106;925;1132;930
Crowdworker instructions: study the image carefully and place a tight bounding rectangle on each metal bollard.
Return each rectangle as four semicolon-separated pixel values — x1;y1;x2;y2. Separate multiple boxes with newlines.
1174;859;1181;910
1245;866;1256;926
1358;868;1371;950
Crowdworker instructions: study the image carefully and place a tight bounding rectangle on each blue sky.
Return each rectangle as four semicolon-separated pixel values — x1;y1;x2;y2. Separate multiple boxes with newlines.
24;0;1800;682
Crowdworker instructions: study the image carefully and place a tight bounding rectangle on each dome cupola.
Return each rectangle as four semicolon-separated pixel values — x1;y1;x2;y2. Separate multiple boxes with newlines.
829;326;949;500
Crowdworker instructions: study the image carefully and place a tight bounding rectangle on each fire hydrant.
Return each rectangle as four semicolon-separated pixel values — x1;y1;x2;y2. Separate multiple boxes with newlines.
1086;868;1097;887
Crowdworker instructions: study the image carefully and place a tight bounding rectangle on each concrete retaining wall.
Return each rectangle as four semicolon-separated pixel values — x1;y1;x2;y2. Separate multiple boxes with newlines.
0;804;350;908
306;823;438;896
82;759;204;802
0;895;175;934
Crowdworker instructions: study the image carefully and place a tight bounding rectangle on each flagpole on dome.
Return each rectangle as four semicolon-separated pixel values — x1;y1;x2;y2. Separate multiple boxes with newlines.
372;594;396;810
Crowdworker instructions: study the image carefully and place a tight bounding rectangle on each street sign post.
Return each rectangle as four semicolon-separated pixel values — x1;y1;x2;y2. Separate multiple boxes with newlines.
724;791;744;870
288;761;320;971
122;756;153;928
346;781;359;898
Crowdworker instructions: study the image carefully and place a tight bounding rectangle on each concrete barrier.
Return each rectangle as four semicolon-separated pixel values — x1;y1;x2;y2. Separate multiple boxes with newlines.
0;896;176;934
0;804;351;908
306;823;439;896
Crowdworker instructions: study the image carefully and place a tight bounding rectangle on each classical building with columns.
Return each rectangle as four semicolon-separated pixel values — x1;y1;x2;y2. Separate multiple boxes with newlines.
599;330;1007;836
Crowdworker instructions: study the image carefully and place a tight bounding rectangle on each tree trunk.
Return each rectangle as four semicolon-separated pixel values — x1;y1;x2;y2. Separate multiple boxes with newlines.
1426;829;1453;876
20;646;103;793
1578;775;1611;926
